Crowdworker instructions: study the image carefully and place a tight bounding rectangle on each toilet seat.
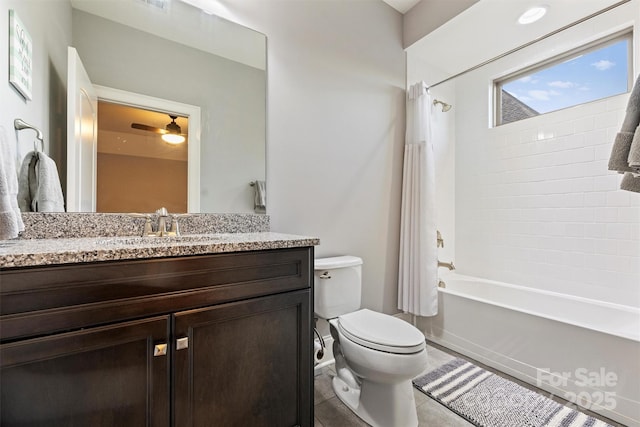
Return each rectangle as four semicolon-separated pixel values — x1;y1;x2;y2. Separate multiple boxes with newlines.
337;309;426;354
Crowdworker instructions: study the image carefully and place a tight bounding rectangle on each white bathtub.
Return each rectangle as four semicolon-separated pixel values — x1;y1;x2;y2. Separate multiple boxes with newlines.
417;273;640;427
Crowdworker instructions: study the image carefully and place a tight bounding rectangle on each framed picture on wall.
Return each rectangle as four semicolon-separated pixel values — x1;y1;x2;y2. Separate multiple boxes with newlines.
8;10;33;101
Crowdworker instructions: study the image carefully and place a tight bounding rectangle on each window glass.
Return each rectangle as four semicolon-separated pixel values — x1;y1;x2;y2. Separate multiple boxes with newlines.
496;32;632;125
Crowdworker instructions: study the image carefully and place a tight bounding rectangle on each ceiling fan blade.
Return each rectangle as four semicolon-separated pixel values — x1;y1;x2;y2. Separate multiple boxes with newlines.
131;122;168;134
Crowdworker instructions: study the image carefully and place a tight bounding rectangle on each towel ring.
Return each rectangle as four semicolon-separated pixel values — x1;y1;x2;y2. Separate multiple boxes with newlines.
14;118;44;153
33;138;44;153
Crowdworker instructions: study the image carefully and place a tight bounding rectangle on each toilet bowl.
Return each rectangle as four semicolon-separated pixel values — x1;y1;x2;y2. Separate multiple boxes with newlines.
330;309;427;427
314;256;428;427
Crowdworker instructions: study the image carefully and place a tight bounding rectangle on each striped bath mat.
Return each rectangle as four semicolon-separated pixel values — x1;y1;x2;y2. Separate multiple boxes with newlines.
413;358;613;427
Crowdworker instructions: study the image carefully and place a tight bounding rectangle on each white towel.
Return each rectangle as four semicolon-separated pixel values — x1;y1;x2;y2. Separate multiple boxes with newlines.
17;150;65;212
253;180;266;213
0;126;25;239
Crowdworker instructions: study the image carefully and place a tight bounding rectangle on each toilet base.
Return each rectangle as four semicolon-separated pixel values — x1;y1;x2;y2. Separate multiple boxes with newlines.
332;375;419;427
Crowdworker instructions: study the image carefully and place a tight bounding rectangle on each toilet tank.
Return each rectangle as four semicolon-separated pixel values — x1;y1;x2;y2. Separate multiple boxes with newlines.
314;256;362;319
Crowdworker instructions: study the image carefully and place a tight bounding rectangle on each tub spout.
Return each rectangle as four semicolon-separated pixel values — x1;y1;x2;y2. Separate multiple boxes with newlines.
438;260;455;271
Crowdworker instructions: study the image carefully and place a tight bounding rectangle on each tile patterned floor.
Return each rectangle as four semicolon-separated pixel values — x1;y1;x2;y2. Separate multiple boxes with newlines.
313;343;624;427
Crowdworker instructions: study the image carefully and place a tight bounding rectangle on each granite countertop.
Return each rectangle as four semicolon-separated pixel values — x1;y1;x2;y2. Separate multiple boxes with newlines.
0;232;320;269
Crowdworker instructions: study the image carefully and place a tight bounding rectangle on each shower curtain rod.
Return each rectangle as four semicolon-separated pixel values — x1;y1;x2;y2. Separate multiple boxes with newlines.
425;0;631;90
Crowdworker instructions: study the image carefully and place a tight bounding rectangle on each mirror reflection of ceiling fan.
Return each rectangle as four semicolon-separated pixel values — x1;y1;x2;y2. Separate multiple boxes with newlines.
131;114;186;144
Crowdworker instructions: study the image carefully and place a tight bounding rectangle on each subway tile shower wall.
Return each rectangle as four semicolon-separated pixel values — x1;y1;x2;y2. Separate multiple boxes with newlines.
455;93;640;307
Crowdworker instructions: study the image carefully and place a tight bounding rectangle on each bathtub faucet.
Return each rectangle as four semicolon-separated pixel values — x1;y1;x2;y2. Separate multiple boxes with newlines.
438;260;455;271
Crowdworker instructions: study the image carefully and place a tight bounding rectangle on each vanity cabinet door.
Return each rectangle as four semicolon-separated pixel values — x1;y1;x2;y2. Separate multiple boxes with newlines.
173;290;312;427
0;316;171;427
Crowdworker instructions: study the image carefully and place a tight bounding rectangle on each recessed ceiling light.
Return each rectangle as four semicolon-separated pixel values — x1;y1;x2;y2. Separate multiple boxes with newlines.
518;5;548;25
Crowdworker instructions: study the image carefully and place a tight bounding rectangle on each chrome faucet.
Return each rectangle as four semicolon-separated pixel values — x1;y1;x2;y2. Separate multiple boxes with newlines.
438;260;455;271
130;207;184;237
155;207;170;237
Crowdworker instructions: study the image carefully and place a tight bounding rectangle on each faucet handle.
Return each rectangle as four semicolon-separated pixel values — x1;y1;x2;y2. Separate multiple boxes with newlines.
156;207;169;216
168;214;190;237
128;213;155;236
436;230;444;248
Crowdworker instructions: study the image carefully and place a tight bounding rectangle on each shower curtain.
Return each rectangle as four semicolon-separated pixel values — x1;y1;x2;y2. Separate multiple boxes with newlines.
398;81;438;317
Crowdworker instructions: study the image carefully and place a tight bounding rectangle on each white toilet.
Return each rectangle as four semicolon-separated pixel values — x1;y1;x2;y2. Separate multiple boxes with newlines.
314;256;428;427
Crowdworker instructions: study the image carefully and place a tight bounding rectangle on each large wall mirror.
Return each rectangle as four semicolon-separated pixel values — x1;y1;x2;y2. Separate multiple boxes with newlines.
69;0;266;214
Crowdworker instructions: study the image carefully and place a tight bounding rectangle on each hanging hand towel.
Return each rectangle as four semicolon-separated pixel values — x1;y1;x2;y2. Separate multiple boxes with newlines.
253;180;266;213
18;151;65;212
0;126;25;239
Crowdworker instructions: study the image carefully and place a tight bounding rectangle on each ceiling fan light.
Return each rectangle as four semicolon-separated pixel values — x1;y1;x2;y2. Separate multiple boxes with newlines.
162;133;186;144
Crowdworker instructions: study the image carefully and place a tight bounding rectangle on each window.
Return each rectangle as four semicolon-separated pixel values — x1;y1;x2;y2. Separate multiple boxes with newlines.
495;31;633;126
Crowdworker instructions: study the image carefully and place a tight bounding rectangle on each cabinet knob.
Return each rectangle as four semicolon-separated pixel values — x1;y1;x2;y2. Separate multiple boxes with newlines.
153;343;167;357
176;337;189;350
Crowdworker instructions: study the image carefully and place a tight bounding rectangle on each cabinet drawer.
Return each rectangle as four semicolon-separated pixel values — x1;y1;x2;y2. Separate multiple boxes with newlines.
1;247;313;341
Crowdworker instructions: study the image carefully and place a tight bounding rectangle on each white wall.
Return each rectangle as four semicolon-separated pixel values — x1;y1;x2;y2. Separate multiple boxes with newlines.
222;1;406;313
448;2;640;306
0;0;71;193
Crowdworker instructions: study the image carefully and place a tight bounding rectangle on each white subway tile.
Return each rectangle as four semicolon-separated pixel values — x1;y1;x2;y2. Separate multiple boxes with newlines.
619;240;640;257
592;175;619;192
598;239;620;255
618;207;640;222
606;191;631;207
583;129;607;147
554;208;594;223
519;129;537;143
606;223;634;240
584;223;607;238
594;111;622;129
606;95;629;111
551;147;594;165
569;177;594;193
594;143;614;160
572;116;595;133
583;253;609;270
564;223;584;237
594;207;618;222
628;194;640;207
583;192;607;206
606;255;636;274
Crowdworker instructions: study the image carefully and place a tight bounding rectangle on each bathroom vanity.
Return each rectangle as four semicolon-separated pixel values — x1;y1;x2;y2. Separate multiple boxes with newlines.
0;232;317;427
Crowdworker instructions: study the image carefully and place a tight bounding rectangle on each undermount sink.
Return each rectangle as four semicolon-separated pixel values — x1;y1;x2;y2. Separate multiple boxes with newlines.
94;234;223;246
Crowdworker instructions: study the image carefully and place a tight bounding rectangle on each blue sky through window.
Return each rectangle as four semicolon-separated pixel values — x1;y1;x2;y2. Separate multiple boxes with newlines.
502;38;629;114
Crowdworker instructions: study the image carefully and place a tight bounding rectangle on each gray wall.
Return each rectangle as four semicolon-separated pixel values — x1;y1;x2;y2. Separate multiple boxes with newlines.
224;1;406;314
403;0;479;48
3;0;407;316
72;10;266;213
0;0;71;193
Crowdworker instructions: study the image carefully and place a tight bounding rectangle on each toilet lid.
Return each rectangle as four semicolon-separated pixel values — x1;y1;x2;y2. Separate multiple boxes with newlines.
337;309;426;354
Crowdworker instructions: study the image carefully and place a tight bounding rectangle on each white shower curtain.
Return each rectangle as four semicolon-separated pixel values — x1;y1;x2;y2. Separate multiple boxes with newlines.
398;81;438;317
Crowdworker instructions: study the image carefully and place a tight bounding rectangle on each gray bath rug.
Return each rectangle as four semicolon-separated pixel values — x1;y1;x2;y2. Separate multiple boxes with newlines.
413;358;613;427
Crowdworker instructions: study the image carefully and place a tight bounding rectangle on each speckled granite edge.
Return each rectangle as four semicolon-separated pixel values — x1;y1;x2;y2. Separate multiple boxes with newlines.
18;212;270;239
0;232;319;268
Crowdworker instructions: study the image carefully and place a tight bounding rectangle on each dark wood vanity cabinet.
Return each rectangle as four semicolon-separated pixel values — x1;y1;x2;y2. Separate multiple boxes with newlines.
0;247;313;427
